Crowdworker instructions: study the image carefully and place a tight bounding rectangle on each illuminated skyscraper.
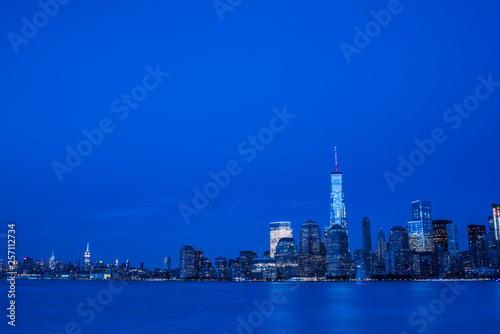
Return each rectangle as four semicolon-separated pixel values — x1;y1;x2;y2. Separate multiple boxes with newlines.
446;220;460;273
447;222;460;259
84;243;91;270
270;221;293;258
325;225;351;277
485;233;499;269
275;237;299;278
179;245;196;279
407;200;433;252
329;147;348;238
468;225;486;269
49;250;55;269
195;249;203;278
492;204;500;241
433;219;451;276
163;256;171;271
386;226;412;275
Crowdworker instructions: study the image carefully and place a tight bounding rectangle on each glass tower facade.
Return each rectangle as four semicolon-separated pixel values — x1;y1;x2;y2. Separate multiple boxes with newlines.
467;225;486;269
84;243;91;271
299;220;323;277
330;172;347;234
447;221;460;260
275;237;299;278
239;251;257;279
270;221;293;258
325;225;350;277
375;228;387;274
179;245;196;279
386;226;412;276
493;204;500;241
408;200;433;252
362;217;372;252
433;219;451;276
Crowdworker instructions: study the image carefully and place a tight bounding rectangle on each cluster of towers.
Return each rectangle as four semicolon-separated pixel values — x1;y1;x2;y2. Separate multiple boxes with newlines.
178;148;500;280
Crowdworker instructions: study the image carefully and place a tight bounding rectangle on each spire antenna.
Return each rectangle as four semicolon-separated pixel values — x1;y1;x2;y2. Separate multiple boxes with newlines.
335;146;338;172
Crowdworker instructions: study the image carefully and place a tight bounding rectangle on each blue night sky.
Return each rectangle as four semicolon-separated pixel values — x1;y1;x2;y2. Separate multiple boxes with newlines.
1;1;499;268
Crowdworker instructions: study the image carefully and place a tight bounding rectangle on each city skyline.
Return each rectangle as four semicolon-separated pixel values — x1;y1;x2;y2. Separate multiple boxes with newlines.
2;1;500;272
6;199;498;272
3;2;500;333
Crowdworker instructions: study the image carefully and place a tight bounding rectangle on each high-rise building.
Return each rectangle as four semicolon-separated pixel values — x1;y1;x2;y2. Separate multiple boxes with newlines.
374;228;386;275
492;204;500;241
270;221;293;258
201;258;212;279
163;256;171;271
329;147;348;238
446;221;460;275
407;200;433;252
319;241;327;275
179;245;196;279
299;220;323;277
274;237;299;278
49;251;55;270
362;217;372;252
485;233;499;269
227;258;241;279
386;226;412;276
488;216;495;234
195;249;203;278
84;243;91;271
354;249;372;280
325;225;351;277
446;222;460;260
468;225;486;269
433;219;451;276
76;251;81;269
239;251;257;279
210;257;228;279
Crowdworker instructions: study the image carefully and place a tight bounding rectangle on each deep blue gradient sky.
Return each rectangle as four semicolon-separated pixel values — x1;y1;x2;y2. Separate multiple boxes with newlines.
2;1;500;268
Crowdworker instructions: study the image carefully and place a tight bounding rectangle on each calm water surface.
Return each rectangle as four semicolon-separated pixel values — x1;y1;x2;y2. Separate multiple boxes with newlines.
1;280;499;334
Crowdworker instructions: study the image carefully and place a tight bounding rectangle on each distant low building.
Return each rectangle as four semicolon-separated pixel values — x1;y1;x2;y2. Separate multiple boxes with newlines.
251;258;277;280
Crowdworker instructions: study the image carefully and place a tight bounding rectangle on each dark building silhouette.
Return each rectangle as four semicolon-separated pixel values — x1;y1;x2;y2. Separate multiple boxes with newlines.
195;249;203;278
179;245;196;279
468;225;486;269
362;217;372;252
433;219;451;276
386;226;412;276
239;251;257;279
299;220;323;277
325;225;351;277
374;228;386;275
